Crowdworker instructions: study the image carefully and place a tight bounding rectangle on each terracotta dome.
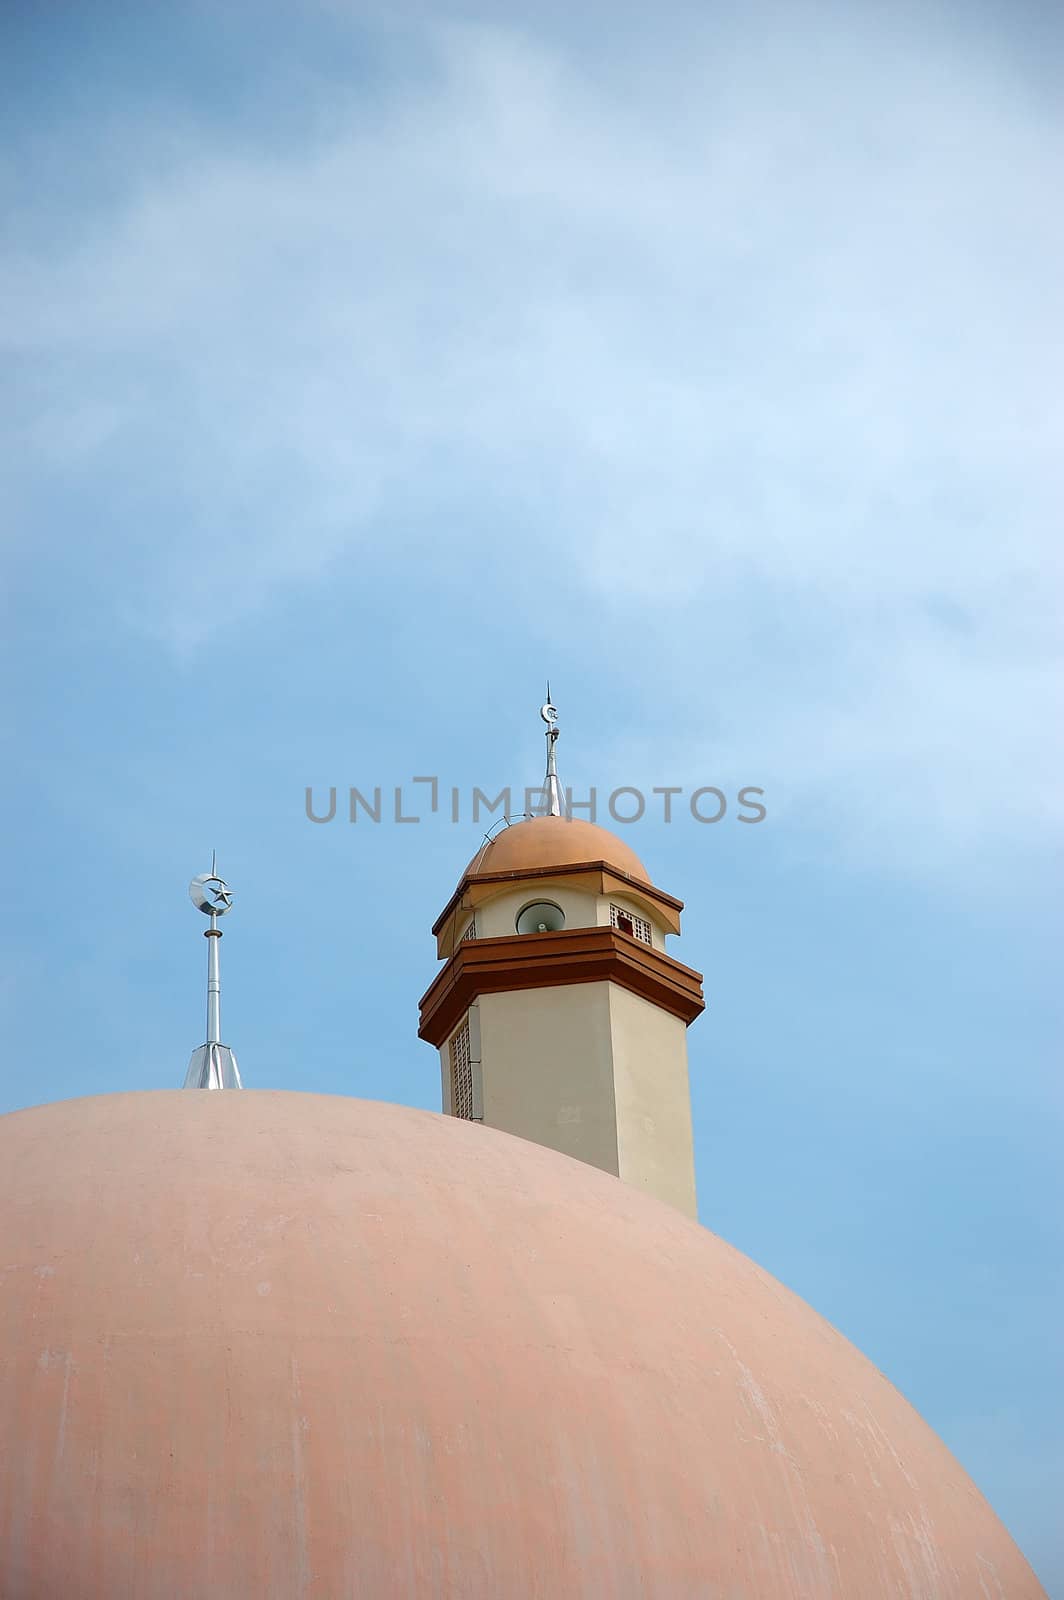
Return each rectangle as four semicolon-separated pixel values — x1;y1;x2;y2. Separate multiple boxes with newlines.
465;814;649;883
0;1091;1043;1598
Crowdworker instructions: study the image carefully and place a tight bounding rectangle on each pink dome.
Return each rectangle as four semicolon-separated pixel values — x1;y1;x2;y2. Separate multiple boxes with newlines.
0;1092;1045;1598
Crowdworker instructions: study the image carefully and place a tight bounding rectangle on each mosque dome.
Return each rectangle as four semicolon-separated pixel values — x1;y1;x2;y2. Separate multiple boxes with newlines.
464;814;650;884
0;1090;1044;1599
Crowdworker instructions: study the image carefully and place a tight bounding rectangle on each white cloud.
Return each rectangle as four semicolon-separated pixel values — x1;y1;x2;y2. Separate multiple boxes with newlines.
2;10;1061;872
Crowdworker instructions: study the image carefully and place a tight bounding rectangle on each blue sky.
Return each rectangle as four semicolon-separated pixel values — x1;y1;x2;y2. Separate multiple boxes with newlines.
2;0;1061;1587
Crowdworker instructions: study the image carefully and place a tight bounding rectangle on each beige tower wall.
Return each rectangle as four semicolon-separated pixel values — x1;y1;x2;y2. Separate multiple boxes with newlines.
475;883;599;940
476;983;620;1175
472;882;668;951
469;980;697;1218
608;985;698;1217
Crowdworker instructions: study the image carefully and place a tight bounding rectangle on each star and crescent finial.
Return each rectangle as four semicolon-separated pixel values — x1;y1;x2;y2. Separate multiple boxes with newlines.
189;852;233;916
540;683;562;818
184;856;242;1090
189;872;234;914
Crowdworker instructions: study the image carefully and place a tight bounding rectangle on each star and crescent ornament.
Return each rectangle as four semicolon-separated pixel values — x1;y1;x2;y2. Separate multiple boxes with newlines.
189;873;234;915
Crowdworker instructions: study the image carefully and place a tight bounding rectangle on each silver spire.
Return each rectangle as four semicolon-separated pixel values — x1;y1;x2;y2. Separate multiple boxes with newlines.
183;855;243;1090
540;684;561;817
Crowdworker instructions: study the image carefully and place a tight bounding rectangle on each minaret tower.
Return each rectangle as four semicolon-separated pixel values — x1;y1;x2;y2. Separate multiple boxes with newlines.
184;855;243;1090
419;699;704;1216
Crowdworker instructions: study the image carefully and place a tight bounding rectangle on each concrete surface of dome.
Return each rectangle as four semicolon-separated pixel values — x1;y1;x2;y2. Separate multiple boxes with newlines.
0;1091;1045;1600
465;814;650;883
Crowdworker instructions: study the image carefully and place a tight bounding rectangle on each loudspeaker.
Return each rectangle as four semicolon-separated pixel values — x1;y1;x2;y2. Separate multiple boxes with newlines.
516;901;566;935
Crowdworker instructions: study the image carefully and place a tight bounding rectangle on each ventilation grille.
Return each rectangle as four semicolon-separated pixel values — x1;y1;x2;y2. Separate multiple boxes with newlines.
461;917;477;942
449;1021;475;1120
610;903;652;944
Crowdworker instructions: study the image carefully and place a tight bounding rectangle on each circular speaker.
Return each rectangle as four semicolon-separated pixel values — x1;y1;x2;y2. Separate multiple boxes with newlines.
516;900;566;936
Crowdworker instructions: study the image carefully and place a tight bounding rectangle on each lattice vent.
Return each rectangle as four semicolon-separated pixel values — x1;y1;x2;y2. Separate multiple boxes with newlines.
461;918;477;942
449;1021;475;1120
610;903;653;944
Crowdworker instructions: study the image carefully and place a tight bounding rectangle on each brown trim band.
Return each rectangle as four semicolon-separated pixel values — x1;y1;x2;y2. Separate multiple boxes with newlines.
418;926;705;1046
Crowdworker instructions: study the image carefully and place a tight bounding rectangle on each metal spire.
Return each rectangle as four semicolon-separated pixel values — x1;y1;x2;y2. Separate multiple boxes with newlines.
540;683;561;817
183;858;243;1090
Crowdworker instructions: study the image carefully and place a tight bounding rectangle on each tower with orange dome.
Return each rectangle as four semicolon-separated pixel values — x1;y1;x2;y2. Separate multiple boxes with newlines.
419;703;704;1216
